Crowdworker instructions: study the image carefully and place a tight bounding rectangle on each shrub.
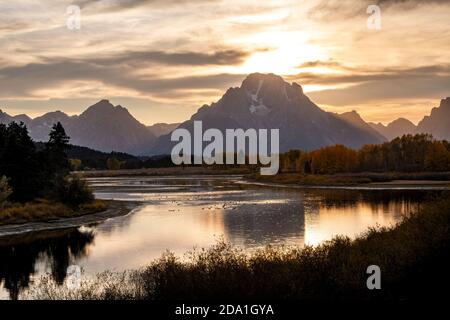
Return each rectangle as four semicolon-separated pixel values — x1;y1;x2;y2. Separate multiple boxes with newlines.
79;200;107;213
0;175;12;208
0;199;107;226
0;200;73;225
69;158;82;171
54;175;94;208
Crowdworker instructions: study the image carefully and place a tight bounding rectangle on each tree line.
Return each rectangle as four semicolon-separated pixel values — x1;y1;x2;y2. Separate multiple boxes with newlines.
59;144;174;171
0;121;92;205
280;134;450;174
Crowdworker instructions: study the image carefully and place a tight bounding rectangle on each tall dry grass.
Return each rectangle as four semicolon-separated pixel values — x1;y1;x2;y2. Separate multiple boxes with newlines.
0;199;107;226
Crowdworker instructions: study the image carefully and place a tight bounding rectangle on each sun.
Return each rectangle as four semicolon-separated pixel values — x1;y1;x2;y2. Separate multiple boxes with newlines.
236;31;326;75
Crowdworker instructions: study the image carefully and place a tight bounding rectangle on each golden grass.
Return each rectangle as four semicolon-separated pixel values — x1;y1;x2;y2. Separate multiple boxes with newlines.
248;171;450;186
0;199;107;226
247;173;372;185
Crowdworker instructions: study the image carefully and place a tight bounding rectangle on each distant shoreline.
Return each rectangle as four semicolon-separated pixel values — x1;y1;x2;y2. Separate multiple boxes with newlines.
0;200;140;237
75;166;253;178
76;167;450;182
245;171;450;187
238;180;450;192
75;168;450;189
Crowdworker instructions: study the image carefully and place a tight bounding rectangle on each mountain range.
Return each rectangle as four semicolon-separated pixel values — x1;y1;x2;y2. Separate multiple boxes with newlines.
1;73;449;156
368;97;450;141
369;118;416;141
1;100;157;155
150;73;387;155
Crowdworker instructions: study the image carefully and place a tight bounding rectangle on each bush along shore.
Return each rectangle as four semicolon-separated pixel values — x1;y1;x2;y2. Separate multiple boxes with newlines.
0;121;104;225
24;194;450;300
0;198;106;226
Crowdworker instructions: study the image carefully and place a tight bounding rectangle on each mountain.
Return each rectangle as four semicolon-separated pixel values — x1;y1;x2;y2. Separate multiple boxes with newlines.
31;110;73;141
338;111;387;142
369;118;416;140
1;100;156;155
148;122;179;137
0;110;15;124
369;98;450;141
68;100;156;155
416;98;450;140
1;110;33;125
150;73;386;155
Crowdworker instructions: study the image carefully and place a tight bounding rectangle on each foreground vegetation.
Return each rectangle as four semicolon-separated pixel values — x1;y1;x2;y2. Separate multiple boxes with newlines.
25;195;450;300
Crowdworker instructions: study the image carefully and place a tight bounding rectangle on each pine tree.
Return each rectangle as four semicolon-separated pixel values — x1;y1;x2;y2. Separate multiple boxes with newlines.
0;122;42;201
46;122;70;176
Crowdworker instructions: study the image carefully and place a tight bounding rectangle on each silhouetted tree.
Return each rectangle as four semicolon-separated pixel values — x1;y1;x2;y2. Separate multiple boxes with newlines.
0;122;42;201
46;122;70;176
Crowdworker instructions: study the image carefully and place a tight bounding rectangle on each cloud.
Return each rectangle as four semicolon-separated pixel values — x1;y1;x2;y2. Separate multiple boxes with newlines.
377;0;450;4
74;0;215;13
308;0;449;20
0;53;246;99
290;64;450;85
86;49;251;66
296;60;358;72
288;61;450;105
307;75;450;106
297;60;342;68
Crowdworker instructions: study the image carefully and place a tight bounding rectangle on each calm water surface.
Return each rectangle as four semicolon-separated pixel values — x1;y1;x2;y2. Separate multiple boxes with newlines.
0;175;443;299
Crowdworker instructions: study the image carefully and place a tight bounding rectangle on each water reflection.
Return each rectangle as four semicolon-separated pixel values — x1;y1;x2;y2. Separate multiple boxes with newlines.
0;176;443;299
0;229;94;300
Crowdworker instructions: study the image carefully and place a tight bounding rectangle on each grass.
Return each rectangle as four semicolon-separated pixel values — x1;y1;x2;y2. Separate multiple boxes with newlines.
247;171;450;186
77;166;254;178
247;173;372;185
23;195;450;301
0;199;107;226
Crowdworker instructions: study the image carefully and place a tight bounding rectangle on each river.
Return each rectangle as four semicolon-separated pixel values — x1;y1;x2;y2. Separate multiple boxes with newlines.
0;175;445;299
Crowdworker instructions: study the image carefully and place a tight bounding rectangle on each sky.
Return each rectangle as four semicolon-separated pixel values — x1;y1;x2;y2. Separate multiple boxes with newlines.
0;0;449;125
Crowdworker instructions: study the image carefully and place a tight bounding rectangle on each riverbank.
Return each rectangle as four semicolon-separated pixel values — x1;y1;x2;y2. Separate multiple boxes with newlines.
0;199;106;226
78;167;450;185
246;172;450;186
0;200;139;236
24;194;450;300
76;166;253;178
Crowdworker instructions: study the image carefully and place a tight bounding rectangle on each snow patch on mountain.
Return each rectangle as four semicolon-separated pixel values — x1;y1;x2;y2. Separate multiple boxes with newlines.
283;85;291;102
250;79;264;102
249;102;270;116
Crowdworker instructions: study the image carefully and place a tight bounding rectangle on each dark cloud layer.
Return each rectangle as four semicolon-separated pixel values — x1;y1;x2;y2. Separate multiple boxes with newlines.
75;0;216;12
0;53;245;98
290;61;450;105
85;49;250;67
2;49;449;106
308;75;450;106
308;0;448;20
290;64;450;85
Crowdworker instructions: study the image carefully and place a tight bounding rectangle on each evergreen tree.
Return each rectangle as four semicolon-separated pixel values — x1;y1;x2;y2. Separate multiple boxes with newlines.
0;122;42;201
46;122;70;176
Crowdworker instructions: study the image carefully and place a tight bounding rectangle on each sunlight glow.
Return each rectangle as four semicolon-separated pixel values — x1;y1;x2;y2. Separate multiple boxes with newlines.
233;31;326;75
